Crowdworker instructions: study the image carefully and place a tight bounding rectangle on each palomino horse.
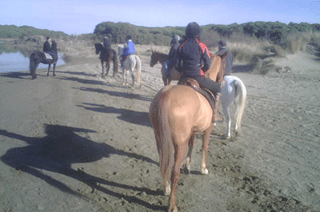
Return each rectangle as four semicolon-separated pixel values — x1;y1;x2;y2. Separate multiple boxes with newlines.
29;40;58;79
150;51;181;86
94;43;118;78
221;75;247;139
118;45;142;88
149;53;227;212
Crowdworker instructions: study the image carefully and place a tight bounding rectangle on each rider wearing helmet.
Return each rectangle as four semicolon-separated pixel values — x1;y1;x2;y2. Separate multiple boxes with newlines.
176;22;223;123
103;35;112;50
43;36;51;53
163;34;181;77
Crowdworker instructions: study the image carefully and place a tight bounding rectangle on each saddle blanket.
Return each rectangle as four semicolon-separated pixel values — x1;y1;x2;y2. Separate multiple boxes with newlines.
44;53;53;60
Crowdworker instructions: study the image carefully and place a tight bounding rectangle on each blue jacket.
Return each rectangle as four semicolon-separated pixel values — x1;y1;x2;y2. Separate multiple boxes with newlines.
123;40;135;56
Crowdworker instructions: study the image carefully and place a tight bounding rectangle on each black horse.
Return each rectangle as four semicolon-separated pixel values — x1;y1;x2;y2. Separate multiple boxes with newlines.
94;43;118;78
29;40;58;79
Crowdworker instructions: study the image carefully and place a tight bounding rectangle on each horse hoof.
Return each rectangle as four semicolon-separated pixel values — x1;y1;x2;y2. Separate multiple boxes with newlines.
182;164;190;175
201;168;209;175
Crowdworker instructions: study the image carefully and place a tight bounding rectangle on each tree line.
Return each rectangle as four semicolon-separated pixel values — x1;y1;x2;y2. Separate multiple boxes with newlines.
0;25;69;39
1;21;320;47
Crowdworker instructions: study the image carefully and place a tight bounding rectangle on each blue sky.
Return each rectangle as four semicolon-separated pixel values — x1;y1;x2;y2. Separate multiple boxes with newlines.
1;0;319;35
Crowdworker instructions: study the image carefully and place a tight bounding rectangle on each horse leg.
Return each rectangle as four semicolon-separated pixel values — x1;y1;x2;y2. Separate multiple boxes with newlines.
131;69;135;87
47;64;51;76
101;61;105;78
122;69;128;85
168;142;188;212
53;63;56;76
184;134;195;174
223;105;232;139
106;62;110;76
201;124;214;174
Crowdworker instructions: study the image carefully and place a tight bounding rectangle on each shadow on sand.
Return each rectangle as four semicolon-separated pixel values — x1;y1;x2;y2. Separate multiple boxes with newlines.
78;103;151;127
0;124;163;211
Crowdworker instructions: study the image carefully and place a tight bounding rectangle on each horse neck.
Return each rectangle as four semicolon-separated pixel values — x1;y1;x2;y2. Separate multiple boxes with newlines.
205;56;224;82
154;53;168;64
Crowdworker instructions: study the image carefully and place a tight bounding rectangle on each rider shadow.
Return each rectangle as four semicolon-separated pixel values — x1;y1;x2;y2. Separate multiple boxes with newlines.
78;103;152;127
80;87;153;102
0;125;162;210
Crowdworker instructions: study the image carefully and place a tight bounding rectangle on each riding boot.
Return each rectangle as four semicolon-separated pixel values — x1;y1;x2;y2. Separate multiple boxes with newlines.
213;93;223;123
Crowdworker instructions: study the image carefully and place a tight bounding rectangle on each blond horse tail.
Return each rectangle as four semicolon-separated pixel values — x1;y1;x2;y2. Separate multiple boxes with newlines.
157;94;174;185
234;78;247;132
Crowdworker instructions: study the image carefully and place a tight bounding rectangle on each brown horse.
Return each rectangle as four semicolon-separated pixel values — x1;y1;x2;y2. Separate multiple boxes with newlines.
150;51;181;86
149;53;227;212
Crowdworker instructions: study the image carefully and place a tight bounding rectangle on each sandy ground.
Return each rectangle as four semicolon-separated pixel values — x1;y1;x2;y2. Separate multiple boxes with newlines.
0;43;319;212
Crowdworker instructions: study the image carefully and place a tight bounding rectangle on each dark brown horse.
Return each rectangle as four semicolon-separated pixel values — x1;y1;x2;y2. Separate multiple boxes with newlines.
149;53;227;212
150;51;181;86
29;40;58;79
94;43;118;78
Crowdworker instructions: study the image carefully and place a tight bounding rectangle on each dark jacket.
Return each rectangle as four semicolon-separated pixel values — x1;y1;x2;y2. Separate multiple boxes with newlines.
43;41;51;52
216;47;233;75
176;38;211;78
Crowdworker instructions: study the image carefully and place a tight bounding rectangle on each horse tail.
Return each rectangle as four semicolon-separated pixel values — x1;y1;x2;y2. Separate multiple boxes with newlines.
234;77;247;132
29;53;38;76
113;50;119;73
135;55;142;85
157;93;174;184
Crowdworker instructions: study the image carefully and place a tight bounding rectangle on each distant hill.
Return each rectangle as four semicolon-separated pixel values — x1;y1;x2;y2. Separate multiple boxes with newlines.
0;25;69;39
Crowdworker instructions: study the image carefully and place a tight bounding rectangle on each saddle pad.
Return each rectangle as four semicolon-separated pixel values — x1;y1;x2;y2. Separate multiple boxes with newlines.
44;53;53;60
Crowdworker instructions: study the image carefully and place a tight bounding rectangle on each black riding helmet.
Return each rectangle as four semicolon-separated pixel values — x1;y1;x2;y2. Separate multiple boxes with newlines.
186;22;201;39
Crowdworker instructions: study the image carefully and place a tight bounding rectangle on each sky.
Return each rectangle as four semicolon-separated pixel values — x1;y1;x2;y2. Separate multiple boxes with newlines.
1;0;320;35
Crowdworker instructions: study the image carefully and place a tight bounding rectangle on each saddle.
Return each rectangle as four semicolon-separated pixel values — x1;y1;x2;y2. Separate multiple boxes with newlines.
178;78;216;110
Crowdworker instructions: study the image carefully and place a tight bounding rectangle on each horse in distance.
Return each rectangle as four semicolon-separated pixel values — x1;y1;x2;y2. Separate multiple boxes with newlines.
94;43;118;78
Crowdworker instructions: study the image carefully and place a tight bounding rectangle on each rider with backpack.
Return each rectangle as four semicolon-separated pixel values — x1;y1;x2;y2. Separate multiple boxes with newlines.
176;22;223;123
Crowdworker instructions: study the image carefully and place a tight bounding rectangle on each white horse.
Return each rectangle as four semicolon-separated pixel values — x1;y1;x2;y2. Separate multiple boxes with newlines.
221;75;247;139
118;45;142;88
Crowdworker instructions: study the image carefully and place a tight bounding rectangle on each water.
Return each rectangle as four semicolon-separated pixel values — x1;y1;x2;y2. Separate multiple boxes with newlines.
0;51;65;73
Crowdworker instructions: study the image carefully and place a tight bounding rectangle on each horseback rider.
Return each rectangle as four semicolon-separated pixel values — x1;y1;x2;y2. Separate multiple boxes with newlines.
216;40;233;76
43;36;51;53
163;35;180;77
120;35;136;67
103;35;112;50
176;22;223;123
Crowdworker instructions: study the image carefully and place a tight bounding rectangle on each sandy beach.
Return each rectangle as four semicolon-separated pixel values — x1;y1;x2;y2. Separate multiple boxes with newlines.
0;42;319;212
